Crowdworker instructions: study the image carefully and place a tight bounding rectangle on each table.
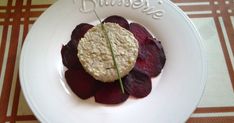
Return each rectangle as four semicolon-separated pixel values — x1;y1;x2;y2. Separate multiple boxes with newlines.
0;0;233;122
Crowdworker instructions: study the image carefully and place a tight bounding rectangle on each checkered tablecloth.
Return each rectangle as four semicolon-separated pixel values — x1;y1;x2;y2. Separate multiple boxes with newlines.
0;0;233;123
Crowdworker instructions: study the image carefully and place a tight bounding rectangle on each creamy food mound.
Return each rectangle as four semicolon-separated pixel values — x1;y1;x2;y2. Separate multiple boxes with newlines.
77;23;139;82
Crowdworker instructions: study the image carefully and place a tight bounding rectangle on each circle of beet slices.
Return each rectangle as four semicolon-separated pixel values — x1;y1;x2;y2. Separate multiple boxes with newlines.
61;15;166;104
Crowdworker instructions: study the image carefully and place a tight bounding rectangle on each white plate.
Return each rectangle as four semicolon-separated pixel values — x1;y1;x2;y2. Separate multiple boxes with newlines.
19;0;207;123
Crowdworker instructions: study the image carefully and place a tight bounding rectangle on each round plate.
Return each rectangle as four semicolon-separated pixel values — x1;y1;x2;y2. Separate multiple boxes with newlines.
19;0;207;123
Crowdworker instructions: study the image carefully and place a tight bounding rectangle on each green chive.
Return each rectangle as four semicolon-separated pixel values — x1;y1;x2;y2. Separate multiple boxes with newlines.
94;10;125;93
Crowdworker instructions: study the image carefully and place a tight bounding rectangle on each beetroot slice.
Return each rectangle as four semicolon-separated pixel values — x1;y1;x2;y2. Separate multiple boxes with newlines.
95;82;129;104
129;23;153;44
135;37;163;77
61;23;93;69
70;23;93;48
150;37;166;67
123;68;152;98
66;39;78;51
65;69;98;99
103;15;129;30
61;44;82;69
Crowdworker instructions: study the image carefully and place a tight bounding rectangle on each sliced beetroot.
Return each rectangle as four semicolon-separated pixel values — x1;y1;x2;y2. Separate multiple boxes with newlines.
71;23;93;48
147;37;166;67
135;37;162;77
103;15;129;30
61;44;82;69
66;39;79;51
154;40;166;67
95;82;129;104
129;23;153;44
123;68;151;98
65;69;98;99
130;22;166;68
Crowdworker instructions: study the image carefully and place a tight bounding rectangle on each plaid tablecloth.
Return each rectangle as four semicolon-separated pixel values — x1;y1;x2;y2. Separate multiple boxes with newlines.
0;0;233;123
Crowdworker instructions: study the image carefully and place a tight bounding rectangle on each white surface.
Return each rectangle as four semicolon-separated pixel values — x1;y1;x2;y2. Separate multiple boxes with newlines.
19;0;206;123
192;18;234;107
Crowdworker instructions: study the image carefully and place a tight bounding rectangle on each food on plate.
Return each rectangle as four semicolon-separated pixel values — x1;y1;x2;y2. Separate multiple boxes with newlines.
65;69;97;99
61;15;166;104
135;37;163;77
103;15;129;30
129;23;153;44
77;23;138;82
61;23;93;70
95;81;129;104
123;68;151;98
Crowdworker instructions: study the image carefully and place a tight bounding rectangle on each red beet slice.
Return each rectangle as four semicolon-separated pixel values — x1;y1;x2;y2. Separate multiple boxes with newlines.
65;69;98;99
95;82;129;104
62;23;93;69
129;23;153;44
66;39;78;51
135;37;162;77
123;68;151;98
103;15;129;30
71;23;93;48
61;44;82;69
151;38;166;67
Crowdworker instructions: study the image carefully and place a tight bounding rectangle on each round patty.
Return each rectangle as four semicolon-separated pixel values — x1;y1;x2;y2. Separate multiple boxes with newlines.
77;23;139;82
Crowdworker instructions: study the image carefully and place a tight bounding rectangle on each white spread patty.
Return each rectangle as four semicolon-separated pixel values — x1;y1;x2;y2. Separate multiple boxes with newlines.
77;23;139;82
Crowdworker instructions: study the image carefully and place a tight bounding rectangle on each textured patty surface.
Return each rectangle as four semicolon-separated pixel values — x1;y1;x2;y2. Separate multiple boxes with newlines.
77;23;139;82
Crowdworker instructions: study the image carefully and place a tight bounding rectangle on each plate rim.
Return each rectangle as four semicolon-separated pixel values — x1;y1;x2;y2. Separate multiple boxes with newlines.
165;0;207;122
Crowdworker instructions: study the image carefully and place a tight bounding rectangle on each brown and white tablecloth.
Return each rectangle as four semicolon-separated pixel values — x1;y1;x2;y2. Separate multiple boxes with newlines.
0;0;233;123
